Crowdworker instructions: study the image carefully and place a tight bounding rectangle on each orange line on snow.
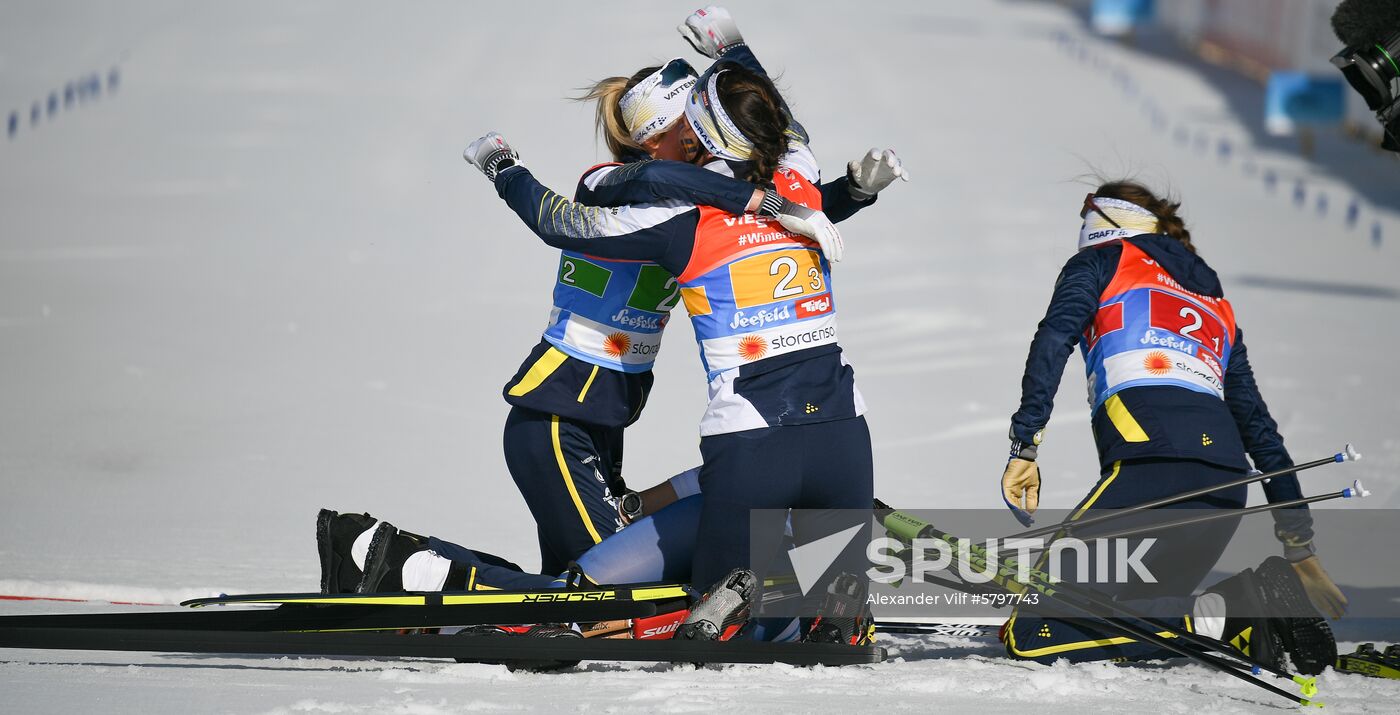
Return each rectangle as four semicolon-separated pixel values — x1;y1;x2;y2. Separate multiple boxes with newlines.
0;595;164;606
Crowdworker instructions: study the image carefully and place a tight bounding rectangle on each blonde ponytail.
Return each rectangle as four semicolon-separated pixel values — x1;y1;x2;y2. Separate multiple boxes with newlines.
576;66;660;161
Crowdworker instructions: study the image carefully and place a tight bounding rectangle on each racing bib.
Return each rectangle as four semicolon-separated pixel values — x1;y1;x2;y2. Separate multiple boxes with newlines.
678;167;837;379
542;253;678;373
1081;240;1237;410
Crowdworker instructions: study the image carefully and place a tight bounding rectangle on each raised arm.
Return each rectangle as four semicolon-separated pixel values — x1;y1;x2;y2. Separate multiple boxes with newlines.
495;164;697;270
463;132;696;269
677;9;907;221
465;130;852;265
580;159;756;215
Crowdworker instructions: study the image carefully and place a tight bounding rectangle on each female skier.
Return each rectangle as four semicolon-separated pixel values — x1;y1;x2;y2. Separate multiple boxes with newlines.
999;181;1347;674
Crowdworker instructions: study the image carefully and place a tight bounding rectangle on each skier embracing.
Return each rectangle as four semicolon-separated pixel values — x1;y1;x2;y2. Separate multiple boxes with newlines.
319;6;907;645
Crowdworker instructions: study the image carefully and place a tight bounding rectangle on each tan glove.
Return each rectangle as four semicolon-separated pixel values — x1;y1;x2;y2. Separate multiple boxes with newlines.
1291;555;1348;619
1001;458;1040;527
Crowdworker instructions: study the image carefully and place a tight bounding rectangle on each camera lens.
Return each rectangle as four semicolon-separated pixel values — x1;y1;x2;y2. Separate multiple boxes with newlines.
1332;31;1400;111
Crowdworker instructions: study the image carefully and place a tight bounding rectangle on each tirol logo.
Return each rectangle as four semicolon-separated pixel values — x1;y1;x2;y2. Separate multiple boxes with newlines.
1198;349;1223;379
604;332;632;358
1143;350;1172;375
737;334;768;361
795;293;832;319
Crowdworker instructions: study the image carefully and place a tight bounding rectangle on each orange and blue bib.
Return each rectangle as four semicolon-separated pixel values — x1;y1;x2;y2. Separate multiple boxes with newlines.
677;167;836;380
1082;240;1237;411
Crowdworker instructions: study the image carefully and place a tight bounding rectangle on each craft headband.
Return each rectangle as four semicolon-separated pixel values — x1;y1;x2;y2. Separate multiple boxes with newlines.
618;58;698;145
1078;196;1160;250
683;67;755;162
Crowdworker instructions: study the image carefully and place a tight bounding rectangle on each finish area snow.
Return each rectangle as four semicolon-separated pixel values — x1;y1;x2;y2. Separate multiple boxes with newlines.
3;0;1399;712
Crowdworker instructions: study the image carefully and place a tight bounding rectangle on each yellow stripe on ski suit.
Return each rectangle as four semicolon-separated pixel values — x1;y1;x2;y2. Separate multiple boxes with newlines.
1006;461;1122;657
1104;394;1150;442
553;415;603;544
576;365;599;403
507;347;568;397
1004;462;1197;657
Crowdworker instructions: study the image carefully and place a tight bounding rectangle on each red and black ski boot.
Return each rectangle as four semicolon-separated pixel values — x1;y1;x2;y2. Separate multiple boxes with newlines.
802;572;875;646
673;569;755;641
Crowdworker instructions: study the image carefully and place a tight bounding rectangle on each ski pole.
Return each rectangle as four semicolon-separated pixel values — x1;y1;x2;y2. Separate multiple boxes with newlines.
874;620;997;637
1084;479;1371;542
875;502;1321;704
1007;444;1361;541
940;538;1323;705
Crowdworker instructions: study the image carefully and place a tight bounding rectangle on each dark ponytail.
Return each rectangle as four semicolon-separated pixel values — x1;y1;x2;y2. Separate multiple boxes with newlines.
1093;180;1197;254
714;66;788;188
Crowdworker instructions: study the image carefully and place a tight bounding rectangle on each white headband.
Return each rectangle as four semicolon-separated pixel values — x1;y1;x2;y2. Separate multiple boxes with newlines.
683;69;755;162
1078;197;1159;250
618;59;697;145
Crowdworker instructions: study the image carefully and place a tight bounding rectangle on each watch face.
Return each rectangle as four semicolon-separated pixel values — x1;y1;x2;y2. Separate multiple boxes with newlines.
1032;430;1044;446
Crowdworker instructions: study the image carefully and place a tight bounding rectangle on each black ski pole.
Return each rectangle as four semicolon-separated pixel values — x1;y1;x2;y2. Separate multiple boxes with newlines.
1006;444;1361;540
1083;479;1371;542
874;502;1322;705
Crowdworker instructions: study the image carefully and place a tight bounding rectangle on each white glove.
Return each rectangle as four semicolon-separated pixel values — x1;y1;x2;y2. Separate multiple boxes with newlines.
463;131;521;181
757;191;843;263
847;148;909;200
677;6;744;59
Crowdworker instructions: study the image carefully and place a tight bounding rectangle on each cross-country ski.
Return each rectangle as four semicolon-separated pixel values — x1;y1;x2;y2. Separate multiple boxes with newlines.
4;1;1399;713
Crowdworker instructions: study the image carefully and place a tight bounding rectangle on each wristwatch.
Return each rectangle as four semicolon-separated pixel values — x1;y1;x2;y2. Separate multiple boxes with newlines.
619;491;644;524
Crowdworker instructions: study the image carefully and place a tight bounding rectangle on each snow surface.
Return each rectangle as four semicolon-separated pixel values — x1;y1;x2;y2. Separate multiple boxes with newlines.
2;0;1399;712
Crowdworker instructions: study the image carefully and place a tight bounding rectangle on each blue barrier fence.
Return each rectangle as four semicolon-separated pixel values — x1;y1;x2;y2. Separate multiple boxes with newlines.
1050;28;1391;249
7;66;120;141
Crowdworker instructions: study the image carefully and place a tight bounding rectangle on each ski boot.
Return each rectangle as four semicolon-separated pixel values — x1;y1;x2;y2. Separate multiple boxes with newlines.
454;623;582;671
357;522;432;593
802;572;875;646
1202;566;1287;671
316;509;379;594
1203;558;1337;675
1254;556;1337;676
674;568;755;641
1336;643;1400;679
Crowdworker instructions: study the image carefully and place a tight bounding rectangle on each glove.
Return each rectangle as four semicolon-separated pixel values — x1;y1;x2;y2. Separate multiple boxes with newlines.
463;131;521;181
757;191;843;262
1001;439;1040;527
1291;555;1348;619
677;6;744;58
847;148;910;201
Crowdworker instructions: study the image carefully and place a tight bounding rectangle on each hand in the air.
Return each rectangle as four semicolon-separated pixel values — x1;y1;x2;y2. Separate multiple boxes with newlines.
678;6;744;58
847;148;910;200
463;131;522;181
